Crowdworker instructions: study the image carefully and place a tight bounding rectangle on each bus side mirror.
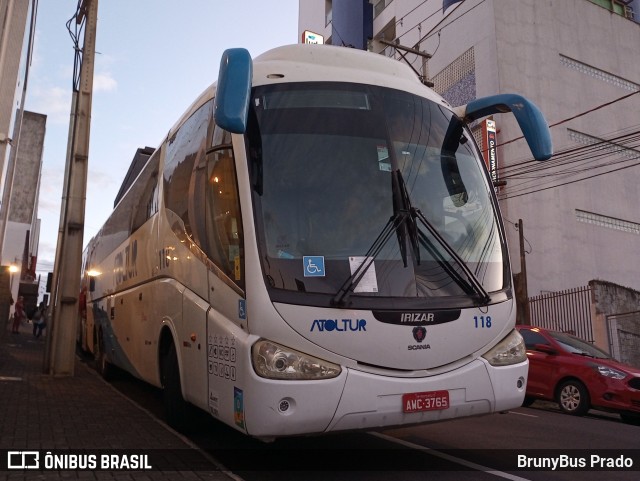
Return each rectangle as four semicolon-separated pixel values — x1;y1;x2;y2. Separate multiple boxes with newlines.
214;48;253;134
456;94;553;161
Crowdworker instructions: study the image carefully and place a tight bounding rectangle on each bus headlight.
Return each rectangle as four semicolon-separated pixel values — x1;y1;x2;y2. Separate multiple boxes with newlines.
252;340;341;380
482;329;527;366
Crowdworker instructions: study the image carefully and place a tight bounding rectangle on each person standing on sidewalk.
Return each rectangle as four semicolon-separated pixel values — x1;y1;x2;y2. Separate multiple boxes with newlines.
32;302;47;338
11;296;25;334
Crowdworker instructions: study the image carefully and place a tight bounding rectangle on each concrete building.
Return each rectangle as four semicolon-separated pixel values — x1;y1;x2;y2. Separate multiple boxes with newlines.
0;0;43;318
0;0;32;188
298;0;640;297
3;111;46;310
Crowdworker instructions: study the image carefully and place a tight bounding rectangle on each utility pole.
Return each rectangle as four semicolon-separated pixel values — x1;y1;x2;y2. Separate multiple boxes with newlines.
45;0;97;376
518;218;531;325
378;39;434;87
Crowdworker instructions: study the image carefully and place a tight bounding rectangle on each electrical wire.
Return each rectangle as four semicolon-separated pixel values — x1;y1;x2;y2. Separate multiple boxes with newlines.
495;89;640;152
475;90;640;201
499;128;640;178
66;0;86;92
500;160;640;200
391;0;488;72
496;128;640;199
392;1;441;45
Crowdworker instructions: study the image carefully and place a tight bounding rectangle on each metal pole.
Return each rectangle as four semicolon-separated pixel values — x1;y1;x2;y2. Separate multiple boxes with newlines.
47;0;97;376
518;218;531;325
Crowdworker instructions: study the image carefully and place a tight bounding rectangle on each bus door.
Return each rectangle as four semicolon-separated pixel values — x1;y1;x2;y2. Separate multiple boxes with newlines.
196;127;245;318
198;130;247;428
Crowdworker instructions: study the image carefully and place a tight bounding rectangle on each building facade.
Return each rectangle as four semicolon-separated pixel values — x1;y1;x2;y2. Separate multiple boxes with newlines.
299;0;640;297
0;0;31;189
0;0;43;316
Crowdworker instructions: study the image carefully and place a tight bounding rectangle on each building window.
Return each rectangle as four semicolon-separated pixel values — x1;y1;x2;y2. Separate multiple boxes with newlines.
376;18;396;56
372;0;394;19
586;0;635;20
576;209;640;235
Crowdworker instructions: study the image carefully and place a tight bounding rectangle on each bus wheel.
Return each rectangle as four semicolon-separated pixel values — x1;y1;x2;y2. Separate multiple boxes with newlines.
95;329;112;381
557;380;590;416
161;342;190;432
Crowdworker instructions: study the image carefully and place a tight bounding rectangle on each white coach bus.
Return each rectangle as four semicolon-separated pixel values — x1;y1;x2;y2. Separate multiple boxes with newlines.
79;44;552;439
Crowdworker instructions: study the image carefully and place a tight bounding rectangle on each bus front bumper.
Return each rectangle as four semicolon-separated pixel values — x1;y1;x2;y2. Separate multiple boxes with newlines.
242;358;527;438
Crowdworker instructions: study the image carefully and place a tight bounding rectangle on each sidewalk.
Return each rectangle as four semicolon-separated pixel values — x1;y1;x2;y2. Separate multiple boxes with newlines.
0;318;236;480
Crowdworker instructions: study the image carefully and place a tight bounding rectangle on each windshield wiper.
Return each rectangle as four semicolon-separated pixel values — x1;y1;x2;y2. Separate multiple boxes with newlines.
331;169;491;307
393;168;490;305
331;169;413;307
392;168;489;304
331;212;408;307
576;352;596;358
411;207;491;305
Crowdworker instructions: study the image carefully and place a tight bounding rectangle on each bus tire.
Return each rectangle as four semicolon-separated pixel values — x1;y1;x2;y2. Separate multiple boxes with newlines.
161;342;190;432
95;329;113;381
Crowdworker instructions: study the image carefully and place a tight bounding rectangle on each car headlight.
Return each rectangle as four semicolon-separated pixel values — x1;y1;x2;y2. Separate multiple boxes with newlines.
252;339;342;380
482;329;527;366
595;365;626;380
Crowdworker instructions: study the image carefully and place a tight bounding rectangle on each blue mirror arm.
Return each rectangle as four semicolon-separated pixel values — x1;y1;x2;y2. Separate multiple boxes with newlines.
458;94;553;161
214;48;253;134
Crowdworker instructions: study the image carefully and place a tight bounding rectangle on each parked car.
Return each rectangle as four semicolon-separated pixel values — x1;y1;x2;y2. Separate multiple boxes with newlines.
516;325;640;424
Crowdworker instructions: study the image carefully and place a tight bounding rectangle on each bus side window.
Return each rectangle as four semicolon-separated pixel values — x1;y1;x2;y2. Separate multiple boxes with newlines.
211;124;232;147
194;126;244;288
163;100;211;239
130;150;160;233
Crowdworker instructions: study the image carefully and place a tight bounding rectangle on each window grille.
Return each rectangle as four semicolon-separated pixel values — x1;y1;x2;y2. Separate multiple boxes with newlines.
431;47;475;96
560;55;640;92
575;209;640;235
568;129;640;163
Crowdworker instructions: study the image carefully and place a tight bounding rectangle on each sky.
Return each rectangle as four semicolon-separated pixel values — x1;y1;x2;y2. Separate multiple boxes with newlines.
26;0;300;278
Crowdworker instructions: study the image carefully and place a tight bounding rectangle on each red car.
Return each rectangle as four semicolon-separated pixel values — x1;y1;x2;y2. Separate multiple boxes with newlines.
516;325;640;424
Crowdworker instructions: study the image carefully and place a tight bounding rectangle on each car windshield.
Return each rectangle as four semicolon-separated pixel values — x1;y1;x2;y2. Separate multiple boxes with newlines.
549;331;610;359
247;82;509;309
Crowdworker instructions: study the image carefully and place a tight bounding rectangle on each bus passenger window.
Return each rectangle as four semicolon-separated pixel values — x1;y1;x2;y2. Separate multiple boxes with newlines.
163;100;211;239
201;147;244;288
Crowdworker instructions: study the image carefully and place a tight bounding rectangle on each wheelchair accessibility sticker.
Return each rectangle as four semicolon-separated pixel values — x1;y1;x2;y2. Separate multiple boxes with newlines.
303;256;325;277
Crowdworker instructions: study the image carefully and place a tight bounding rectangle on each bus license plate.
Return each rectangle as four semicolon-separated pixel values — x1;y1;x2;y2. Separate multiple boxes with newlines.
402;390;449;413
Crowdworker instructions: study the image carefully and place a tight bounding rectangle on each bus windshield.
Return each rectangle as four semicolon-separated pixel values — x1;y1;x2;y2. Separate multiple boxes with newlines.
247;82;509;309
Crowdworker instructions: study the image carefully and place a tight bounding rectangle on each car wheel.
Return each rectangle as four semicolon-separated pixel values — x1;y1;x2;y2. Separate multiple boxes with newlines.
161;342;191;432
557;380;590;416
